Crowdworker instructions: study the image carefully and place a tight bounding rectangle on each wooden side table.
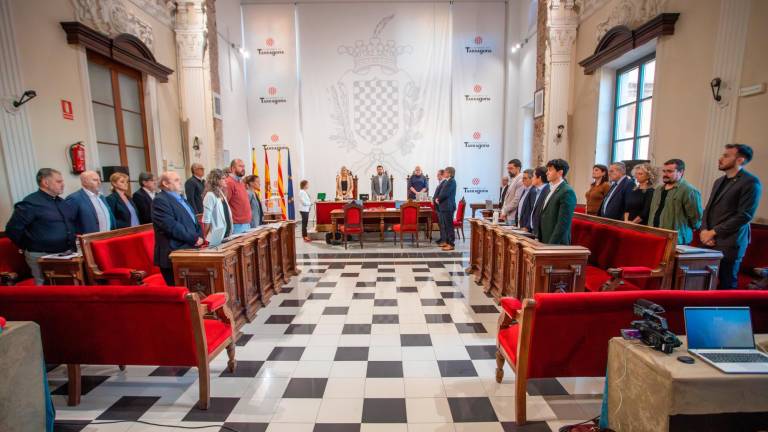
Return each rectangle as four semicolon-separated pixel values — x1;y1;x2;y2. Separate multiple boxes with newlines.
38;255;86;285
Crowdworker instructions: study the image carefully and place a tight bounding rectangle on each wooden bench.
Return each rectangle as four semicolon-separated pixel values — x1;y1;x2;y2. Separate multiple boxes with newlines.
79;224;166;286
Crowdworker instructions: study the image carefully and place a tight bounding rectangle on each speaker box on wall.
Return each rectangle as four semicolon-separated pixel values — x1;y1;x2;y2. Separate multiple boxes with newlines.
101;166;129;182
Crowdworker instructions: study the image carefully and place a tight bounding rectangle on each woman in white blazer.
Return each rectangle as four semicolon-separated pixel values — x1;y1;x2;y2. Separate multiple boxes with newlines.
201;169;234;247
299;179;312;242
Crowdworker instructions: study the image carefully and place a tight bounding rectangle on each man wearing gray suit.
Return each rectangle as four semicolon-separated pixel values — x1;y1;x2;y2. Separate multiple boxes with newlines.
700;144;762;290
371;165;391;201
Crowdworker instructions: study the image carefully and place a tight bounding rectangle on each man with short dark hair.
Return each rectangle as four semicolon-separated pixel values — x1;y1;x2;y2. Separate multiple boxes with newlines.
499;176;509;206
5;168;77;284
371;164;391;201
598;162;633;220
185;163;205;214
648;159;702;244
224;159;253;234
152;171;204;285
435;166;457;251
517;168;541;231
536;159;576;245
133;172;156;224
500;159;524;225
433;169;446;244
700;144;762;289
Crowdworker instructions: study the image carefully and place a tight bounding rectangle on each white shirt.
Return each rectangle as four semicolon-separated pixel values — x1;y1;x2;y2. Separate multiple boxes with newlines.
542;178;564;209
299;189;312;212
601;176;628;213
84;188;111;232
142;187;156;200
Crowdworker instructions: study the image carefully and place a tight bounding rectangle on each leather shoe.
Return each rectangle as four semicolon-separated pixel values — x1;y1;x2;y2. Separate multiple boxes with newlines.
441;244;454;251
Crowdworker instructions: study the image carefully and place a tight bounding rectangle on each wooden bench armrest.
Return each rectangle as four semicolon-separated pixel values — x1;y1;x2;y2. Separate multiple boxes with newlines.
602;266;663;291
95;268;148;285
0;271;20;285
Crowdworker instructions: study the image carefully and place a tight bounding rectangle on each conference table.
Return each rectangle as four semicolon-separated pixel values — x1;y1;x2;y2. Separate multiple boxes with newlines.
315;200;438;232
330;206;435;241
469;202;500;218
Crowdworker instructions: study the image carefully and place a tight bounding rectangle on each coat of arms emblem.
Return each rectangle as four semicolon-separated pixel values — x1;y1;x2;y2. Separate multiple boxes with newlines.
329;15;424;175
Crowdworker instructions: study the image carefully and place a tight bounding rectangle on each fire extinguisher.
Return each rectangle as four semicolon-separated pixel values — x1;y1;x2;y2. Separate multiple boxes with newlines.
68;142;86;175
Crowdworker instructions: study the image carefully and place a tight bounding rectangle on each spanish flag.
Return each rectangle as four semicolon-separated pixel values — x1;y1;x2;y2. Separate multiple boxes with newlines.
264;148;271;201
277;149;287;220
251;147;260;198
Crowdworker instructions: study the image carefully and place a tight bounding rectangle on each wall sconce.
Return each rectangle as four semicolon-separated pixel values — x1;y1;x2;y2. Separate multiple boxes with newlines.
556;124;565;139
12;90;37;108
192;136;201;151
710;78;722;102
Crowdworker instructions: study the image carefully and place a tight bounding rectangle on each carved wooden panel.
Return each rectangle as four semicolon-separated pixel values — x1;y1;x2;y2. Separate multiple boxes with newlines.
481;225;494;290
239;237;261;321
279;224;291;283
256;232;275;305
285;221;299;276
473;221;485;283
269;229;284;292
490;229;505;297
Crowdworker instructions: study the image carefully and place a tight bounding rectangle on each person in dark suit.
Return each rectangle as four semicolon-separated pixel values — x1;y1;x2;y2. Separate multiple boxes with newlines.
105;172;140;229
521;167;548;232
435;166;457;251
700;144;762;290
132;172;156;224
153;171;204;285
537;159;577;245
65;170;115;234
184;163;206;214
432;169;446;244
598;162;633;220
499;176;509;206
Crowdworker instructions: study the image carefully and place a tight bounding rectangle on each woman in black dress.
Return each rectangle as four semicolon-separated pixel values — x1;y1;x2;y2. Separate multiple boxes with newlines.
624;163;656;225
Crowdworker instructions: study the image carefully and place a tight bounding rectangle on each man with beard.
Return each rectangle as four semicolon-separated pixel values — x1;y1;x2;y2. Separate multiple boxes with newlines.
700;144;762;289
224;159;253;234
648;159;702;244
500;159;524;225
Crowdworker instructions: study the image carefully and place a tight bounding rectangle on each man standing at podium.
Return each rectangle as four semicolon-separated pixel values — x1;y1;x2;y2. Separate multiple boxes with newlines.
371;165;391;201
153;171;204;285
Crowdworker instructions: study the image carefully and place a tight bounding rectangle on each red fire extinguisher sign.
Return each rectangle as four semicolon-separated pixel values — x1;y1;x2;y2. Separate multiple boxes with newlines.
61;100;74;120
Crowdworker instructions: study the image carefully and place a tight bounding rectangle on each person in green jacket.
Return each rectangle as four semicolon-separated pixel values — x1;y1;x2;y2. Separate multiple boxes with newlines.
537;159;577;245
648;159;703;244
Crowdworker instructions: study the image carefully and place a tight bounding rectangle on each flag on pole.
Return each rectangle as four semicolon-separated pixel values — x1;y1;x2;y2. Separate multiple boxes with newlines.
251;147;260;198
286;149;295;220
277;149;287;220
264;147;271;201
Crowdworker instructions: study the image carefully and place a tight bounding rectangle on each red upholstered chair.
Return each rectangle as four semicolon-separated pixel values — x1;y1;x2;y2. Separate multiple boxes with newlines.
570;216;674;292
0;285;236;409
495;290;768;424
0;234;35;286
453;198;467;241
393;201;421;247
80;225;166;286
740;223;768;289
338;201;364;249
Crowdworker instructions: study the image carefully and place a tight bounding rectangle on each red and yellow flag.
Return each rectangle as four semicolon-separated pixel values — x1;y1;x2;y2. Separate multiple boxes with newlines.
251;147;260;198
277;149;287;220
264;148;271;201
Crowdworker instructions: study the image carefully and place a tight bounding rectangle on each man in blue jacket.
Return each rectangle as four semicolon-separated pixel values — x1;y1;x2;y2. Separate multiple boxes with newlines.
152;171;204;285
435;166;457;251
65;170;115;234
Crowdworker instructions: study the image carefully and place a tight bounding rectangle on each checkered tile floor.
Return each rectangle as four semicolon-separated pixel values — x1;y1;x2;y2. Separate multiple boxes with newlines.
50;239;603;432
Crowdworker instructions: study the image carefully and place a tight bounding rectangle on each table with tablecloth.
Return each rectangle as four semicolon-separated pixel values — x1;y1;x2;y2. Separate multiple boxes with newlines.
315;200;438;232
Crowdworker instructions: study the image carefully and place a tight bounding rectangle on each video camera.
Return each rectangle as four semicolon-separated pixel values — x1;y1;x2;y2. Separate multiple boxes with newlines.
630;299;682;354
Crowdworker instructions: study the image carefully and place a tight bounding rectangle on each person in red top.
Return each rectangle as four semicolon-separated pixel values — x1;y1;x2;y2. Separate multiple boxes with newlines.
224;159;253;234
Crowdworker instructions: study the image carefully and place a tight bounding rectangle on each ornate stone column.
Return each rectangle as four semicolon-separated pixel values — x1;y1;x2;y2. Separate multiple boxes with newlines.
544;0;578;162
175;0;217;171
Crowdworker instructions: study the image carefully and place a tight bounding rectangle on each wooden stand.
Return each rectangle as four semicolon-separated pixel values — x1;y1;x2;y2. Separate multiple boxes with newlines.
39;255;86;285
673;247;723;290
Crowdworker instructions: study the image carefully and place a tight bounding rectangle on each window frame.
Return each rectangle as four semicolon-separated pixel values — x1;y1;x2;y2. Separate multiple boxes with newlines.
611;53;656;162
86;50;151;191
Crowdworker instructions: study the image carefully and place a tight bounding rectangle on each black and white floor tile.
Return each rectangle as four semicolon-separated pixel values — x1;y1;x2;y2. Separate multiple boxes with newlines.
49;237;603;432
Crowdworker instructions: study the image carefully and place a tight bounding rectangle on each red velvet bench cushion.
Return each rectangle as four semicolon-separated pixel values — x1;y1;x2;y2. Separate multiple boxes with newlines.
0;236;34;285
90;230;164;285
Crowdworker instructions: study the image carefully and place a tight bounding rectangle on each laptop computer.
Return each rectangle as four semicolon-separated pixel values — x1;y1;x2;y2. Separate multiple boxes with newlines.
684;306;768;373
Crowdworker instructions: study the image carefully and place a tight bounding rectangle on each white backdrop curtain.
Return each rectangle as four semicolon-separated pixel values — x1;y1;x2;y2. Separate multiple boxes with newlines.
243;1;505;203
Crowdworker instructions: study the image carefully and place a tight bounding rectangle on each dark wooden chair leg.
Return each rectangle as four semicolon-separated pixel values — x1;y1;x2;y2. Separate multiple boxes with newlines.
197;362;210;410
495;351;505;383
67;364;81;406
226;342;236;373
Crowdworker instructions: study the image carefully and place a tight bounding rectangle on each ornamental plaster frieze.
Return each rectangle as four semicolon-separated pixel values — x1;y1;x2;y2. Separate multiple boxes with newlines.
593;0;668;42
70;0;157;48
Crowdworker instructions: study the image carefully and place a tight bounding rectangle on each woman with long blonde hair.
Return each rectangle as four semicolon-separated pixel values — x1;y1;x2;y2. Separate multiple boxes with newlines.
106;172;140;228
336;166;354;200
624;163;657;225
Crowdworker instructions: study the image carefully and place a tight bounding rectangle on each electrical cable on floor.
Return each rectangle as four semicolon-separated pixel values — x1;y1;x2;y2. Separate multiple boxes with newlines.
55;419;242;431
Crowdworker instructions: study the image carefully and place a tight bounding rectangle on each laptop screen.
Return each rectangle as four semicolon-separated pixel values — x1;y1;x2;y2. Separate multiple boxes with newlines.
685;307;755;350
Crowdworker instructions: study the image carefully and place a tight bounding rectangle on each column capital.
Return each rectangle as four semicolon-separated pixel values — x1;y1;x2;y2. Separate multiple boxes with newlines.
174;0;207;65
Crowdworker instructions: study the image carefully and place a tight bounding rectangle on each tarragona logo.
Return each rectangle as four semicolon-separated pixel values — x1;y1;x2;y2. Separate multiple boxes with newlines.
257;37;285;56
463;177;489;194
464;131;489;149
271;134;280;143
260;86;287;104
465;35;492;55
465;84;491;103
472;177;480;186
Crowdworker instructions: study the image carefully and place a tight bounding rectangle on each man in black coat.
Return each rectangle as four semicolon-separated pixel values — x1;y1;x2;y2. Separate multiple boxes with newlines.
435;167;457;251
700;144;762;290
184;163;206;214
598;162;633;220
133;172;157;224
153;171;204;285
432;169;446;244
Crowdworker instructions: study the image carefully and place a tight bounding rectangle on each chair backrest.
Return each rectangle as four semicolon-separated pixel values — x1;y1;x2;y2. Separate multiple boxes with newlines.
0;285;200;366
742;223;768;275
400;201;420;228
525;290;768;379
343;201;364;228
454;197;466;222
82;225;158;280
0;234;31;279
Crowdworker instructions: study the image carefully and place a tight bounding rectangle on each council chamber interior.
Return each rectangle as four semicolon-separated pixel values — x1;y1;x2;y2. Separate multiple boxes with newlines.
0;0;767;431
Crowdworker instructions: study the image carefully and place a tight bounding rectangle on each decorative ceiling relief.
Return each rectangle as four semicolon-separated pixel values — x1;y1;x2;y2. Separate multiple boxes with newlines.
594;0;668;42
70;0;167;49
